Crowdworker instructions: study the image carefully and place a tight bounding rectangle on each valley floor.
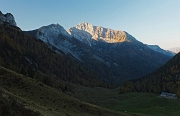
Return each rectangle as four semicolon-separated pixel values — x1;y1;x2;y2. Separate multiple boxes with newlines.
68;86;180;116
1;66;180;116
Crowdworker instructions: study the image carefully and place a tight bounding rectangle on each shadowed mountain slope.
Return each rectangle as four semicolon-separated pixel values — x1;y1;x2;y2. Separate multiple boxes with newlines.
119;52;180;96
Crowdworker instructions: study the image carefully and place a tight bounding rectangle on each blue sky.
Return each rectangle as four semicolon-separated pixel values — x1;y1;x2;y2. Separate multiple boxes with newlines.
0;0;179;49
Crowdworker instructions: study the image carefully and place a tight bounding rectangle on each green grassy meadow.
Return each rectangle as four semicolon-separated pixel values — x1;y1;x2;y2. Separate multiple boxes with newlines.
69;87;180;116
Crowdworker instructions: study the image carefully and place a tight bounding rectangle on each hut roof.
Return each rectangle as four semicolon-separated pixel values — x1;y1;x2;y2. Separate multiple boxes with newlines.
161;92;177;97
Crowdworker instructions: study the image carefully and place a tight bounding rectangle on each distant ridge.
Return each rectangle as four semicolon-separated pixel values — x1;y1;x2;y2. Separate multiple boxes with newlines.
146;44;175;56
169;47;180;54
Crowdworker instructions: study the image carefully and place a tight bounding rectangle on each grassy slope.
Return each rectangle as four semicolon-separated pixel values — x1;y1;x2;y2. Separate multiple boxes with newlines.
69;87;180;116
0;88;42;116
0;66;128;116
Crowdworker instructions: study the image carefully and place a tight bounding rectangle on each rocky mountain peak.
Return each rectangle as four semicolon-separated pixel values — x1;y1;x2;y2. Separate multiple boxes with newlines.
68;22;137;46
75;22;94;30
0;11;16;26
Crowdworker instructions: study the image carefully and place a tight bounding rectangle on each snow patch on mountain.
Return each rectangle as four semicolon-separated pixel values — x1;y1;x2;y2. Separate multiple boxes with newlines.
67;22;137;46
36;24;71;43
35;24;73;53
0;11;16;26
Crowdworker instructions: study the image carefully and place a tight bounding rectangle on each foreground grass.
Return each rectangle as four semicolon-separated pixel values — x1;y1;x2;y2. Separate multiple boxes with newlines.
69;87;180;116
0;88;42;116
0;66;128;116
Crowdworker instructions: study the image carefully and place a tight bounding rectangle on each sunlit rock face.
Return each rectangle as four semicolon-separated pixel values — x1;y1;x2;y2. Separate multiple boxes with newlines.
68;22;137;46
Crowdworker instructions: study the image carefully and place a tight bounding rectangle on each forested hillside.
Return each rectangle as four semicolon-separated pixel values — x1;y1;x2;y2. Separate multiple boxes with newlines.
0;23;109;90
119;52;180;96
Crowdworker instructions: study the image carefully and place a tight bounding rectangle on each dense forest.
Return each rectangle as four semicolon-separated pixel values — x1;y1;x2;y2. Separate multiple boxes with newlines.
0;23;111;91
119;52;180;96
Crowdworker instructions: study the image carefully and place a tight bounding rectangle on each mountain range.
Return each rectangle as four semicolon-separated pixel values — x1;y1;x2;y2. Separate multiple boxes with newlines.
0;11;176;84
26;22;172;83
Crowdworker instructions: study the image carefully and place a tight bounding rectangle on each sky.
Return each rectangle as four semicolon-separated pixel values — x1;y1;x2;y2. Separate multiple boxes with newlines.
0;0;179;49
